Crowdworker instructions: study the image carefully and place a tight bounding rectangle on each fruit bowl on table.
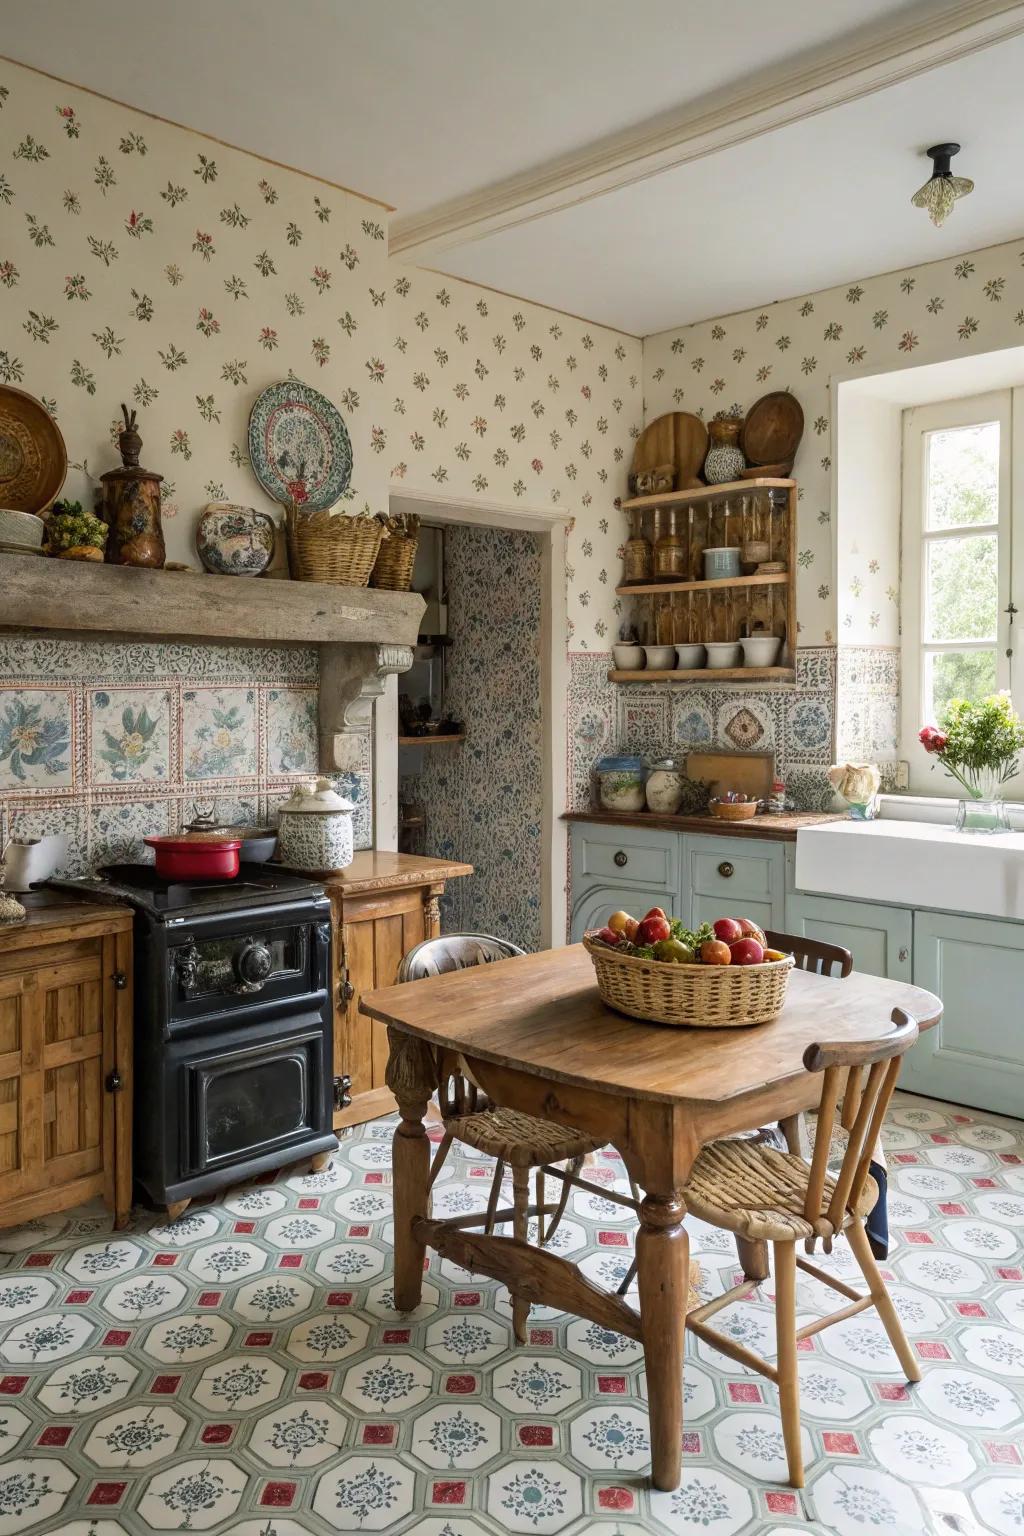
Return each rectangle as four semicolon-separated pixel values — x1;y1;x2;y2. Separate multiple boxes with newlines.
583;916;793;1028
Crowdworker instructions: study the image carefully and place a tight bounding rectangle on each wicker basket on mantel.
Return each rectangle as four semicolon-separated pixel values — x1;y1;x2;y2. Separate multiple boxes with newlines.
286;505;386;586
583;932;794;1028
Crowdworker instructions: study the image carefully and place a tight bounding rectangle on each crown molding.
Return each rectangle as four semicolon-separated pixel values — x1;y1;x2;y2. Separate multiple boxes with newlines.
391;0;1024;260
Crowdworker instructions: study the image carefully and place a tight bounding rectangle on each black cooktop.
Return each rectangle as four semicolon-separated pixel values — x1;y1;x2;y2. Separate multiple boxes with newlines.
50;862;324;919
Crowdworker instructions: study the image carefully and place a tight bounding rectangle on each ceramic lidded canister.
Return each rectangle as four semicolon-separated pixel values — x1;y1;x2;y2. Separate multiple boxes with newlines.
196;502;276;575
277;777;355;872
100;404;165;567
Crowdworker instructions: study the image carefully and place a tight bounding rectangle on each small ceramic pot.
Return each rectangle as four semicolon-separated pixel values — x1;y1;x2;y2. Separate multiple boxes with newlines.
704;419;746;484
197;503;276;576
643;644;677;670
703;546;742;580
740;635;782;667
675;643;706;670
612;643;645;671
705;641;743;669
277;777;354;872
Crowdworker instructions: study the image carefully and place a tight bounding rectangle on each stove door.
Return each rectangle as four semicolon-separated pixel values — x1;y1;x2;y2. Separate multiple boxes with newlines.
165;917;329;1031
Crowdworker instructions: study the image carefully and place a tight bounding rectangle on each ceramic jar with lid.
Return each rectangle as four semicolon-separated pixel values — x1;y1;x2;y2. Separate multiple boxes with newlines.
645;758;687;815
277;777;354;872
595;755;646;813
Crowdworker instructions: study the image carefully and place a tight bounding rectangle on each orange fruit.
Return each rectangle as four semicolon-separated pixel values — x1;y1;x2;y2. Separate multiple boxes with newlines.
700;939;732;966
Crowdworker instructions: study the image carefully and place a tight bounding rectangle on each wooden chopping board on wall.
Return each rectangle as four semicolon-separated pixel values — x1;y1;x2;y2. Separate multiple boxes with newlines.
686;750;775;801
632;411;708;489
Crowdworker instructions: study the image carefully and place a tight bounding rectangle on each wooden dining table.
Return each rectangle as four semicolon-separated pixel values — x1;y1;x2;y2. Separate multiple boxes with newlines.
360;943;942;1492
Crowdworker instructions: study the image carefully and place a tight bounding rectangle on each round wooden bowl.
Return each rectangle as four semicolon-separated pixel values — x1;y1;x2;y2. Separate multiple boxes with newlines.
584;933;794;1028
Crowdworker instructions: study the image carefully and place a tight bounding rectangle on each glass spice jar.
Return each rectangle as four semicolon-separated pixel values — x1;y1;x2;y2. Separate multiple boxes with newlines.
654;507;686;578
622;507;652;583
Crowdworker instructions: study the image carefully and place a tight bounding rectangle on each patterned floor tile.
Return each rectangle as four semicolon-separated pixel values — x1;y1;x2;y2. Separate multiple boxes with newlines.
0;1092;1023;1535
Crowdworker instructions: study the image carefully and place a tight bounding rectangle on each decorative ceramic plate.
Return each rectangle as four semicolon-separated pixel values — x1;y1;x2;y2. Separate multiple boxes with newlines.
248;381;353;511
0;385;67;513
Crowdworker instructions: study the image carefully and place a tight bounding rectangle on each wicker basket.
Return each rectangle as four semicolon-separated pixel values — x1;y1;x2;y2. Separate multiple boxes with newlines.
371;517;420;591
287;505;385;587
583;932;794;1028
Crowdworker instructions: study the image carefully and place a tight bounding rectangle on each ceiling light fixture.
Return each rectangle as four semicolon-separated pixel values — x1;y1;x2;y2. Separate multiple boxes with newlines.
911;142;974;227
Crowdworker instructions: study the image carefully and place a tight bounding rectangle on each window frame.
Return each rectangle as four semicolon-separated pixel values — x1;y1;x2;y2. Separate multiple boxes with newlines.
900;389;1014;791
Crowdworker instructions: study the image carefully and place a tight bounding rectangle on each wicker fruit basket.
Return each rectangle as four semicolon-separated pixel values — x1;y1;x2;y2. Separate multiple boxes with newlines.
287;505;385;586
583;932;794;1028
371;513;420;591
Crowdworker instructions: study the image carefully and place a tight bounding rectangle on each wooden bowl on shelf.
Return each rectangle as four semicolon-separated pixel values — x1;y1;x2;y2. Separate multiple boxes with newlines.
739;461;792;480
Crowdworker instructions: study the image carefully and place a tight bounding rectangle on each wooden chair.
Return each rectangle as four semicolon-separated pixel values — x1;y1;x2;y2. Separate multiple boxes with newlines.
682;1006;920;1489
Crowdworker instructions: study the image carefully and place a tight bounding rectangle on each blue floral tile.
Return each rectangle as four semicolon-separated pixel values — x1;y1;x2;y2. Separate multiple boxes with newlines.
785;696;834;761
88;800;172;867
89;688;173;786
265;688;319;776
182;688;257;782
0;688;75;790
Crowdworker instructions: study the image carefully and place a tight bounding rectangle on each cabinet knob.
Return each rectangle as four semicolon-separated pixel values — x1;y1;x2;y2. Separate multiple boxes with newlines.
718;861;734;879
333;1074;353;1109
111;971;128;990
898;947;909;962
613;850;628;868
340;978;355;1003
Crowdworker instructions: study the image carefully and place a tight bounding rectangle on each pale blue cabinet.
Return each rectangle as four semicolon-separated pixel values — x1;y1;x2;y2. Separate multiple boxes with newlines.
902;910;1024;1118
688;837;786;936
784;893;912;982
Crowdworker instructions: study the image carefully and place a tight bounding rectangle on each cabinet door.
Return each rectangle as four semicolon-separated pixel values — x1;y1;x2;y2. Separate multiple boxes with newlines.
687;836;785;935
784;894;912;981
904;910;1024;1116
570;885;680;944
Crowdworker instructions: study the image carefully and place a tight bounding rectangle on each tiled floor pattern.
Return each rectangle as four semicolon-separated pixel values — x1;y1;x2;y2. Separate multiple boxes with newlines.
1;1094;1022;1535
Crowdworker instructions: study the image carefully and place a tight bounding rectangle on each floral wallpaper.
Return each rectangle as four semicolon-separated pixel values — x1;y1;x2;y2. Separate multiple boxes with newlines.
400;524;544;951
0;635;372;876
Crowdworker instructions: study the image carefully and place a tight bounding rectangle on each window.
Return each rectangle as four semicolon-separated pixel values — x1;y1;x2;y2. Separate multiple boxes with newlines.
901;390;1019;789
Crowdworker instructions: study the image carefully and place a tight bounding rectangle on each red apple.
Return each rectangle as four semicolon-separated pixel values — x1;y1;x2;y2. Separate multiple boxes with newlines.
713;917;744;945
737;918;767;945
596;926;621;945
642;906;668;924
700;939;732;965
637;914;671;945
730;936;765;966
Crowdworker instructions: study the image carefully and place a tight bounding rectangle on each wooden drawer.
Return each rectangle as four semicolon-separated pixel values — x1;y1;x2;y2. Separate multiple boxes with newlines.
571;822;678;893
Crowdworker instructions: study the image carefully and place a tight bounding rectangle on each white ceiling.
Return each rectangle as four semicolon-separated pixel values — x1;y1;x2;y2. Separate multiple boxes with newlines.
3;0;1023;334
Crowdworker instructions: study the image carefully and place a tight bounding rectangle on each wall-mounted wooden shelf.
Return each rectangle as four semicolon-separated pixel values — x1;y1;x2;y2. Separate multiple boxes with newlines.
620;477;794;512
398;733;466;746
609;666;795;685
616;572;788;597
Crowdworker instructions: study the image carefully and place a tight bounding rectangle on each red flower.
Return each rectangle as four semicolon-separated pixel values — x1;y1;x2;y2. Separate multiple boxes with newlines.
919;725;948;754
286;479;308;505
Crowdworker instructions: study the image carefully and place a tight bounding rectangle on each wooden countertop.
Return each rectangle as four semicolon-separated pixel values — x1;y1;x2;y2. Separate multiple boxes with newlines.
563;809;847;843
317;850;473;895
0;890;133;953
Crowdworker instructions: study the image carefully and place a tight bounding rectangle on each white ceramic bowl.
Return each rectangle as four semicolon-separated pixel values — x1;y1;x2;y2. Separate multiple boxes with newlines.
675;643;706;670
612;643;645;671
705;641;742;669
0;508;45;551
741;635;782;667
644;644;678;670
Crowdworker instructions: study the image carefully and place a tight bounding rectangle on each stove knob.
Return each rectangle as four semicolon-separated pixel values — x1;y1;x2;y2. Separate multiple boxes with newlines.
235;939;273;991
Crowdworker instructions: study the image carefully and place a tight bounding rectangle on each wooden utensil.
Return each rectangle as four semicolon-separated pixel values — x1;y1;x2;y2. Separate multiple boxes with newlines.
632;411;708;490
0;385;67;513
741;393;804;468
686;750;775;802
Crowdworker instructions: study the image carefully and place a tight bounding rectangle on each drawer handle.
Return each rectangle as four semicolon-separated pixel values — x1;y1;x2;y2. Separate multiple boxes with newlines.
718;861;734;879
111;971;128;990
898;947;909;962
613;850;628;868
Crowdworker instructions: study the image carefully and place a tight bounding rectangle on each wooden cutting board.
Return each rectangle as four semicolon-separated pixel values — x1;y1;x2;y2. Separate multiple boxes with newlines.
686;750;775;801
740;391;804;468
632;411;707;490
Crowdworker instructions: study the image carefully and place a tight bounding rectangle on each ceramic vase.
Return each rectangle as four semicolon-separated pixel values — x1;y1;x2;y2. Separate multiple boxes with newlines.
704;419;746;484
196;503;276;576
101;405;165;568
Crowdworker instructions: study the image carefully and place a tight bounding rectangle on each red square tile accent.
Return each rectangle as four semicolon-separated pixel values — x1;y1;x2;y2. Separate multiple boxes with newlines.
87;1483;127;1507
152;1253;178;1267
150;1375;181;1395
102;1329;131;1347
348;1225;370;1237
598;1230;628;1246
876;1382;910;1401
326;1291;353;1307
37;1425;73;1446
362;1423;396;1446
234;1221;256;1235
765;1491;799;1516
298;1371;331;1391
201;1423;234;1445
905;1231;934;1245
973;1178;998;1189
0;1377;28;1395
999;1153;1022;1164
453;1291;481;1307
382;1329;410;1345
728;1382;762;1404
298;1197;320;1209
468;1165;491;1178
824;1431;859;1455
445;1374;477;1395
245;1331;273;1347
431;1481;466;1506
25;1252;55;1267
916;1340;950;1360
891;1153;919;1165
278;1254;302;1268
260;1482;296;1508
796;1337;816;1352
518;1425;554;1448
365;1172;384;1184
997;1267;1023;1281
597;1375;626;1393
938;1202;967;1216
929;1133;951;1144
985;1441;1022;1465
197;1290;222;1307
956;1302;988;1318
682;1432;701;1455
65;1289;93;1305
598;1487;635;1512
529;1328;554;1347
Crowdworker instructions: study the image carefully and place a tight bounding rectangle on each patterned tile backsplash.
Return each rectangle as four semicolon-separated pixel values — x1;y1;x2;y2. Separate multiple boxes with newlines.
0;635;371;874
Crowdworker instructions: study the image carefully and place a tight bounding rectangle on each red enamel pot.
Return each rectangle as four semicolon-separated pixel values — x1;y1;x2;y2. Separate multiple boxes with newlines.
143;835;242;880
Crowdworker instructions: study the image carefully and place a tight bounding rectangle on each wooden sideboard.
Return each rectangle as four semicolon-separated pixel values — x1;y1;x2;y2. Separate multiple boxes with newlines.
0;897;134;1229
319;852;472;1128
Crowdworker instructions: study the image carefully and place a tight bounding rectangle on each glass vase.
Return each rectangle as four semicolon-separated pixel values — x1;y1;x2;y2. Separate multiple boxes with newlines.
954;768;1011;834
